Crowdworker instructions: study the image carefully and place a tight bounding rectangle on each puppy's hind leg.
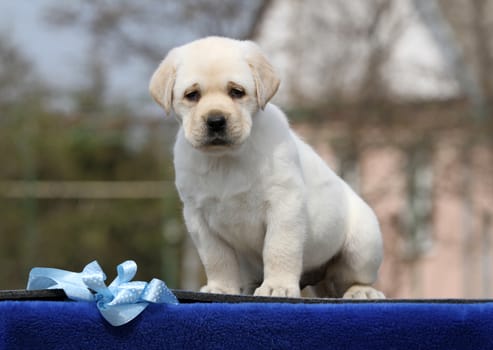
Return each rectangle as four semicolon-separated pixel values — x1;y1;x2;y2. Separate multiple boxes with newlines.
324;231;385;299
238;256;262;295
310;279;339;299
323;257;385;299
342;284;385;299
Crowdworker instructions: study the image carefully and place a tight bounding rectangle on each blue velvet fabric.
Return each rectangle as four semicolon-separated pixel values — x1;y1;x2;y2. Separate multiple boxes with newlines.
1;300;493;349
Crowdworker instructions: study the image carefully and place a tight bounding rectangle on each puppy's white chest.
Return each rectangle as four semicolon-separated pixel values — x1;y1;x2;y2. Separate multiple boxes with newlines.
203;191;265;245
177;163;266;254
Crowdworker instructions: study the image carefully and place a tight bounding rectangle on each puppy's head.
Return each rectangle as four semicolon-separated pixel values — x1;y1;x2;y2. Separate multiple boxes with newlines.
149;36;280;153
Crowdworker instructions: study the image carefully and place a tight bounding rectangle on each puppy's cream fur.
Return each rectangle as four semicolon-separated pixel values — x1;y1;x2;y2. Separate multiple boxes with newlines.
150;37;384;298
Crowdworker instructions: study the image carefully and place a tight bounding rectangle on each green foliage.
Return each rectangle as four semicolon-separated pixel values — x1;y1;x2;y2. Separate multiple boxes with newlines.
0;111;185;289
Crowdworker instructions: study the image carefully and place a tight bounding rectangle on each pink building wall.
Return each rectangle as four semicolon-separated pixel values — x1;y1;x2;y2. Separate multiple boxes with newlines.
295;121;493;299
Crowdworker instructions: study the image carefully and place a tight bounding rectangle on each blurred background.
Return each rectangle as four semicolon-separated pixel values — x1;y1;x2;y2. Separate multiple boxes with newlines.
0;0;492;298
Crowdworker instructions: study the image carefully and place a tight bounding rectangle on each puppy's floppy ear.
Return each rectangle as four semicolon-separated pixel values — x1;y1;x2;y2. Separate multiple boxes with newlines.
244;41;280;110
149;48;177;114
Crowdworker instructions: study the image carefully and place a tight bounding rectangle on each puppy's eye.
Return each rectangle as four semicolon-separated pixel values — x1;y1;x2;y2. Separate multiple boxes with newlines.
229;87;245;99
184;90;201;102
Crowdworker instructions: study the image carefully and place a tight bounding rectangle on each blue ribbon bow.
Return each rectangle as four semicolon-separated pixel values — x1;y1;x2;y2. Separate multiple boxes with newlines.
27;260;178;326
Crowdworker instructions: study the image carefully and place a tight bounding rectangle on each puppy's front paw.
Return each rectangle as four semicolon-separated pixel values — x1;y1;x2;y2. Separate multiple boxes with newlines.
254;282;300;298
343;285;385;299
200;284;239;295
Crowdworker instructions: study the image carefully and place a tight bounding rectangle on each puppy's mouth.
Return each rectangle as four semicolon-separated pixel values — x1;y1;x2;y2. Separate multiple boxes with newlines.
202;134;233;148
194;133;242;154
207;136;229;146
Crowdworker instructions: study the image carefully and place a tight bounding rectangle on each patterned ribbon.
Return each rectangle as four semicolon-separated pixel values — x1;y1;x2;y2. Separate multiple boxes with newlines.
27;260;178;326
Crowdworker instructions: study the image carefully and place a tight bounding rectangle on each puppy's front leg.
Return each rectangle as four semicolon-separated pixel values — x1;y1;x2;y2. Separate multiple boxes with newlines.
254;192;306;298
184;206;241;294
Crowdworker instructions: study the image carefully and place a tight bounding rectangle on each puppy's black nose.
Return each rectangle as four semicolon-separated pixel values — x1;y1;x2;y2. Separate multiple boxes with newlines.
206;115;226;133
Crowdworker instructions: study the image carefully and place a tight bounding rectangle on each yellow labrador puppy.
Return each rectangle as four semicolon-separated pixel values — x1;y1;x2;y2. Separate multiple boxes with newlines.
150;37;384;299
